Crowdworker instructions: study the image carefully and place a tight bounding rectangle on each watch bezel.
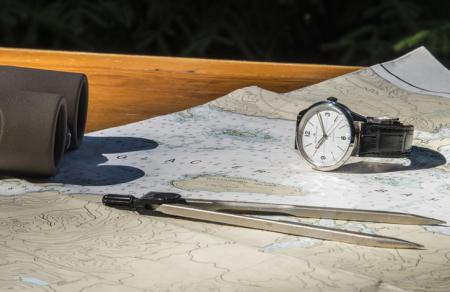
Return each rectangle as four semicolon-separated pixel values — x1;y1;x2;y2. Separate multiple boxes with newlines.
295;100;356;171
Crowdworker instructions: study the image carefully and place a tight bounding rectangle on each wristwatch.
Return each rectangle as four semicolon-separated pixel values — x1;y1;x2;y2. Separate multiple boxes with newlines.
295;97;414;171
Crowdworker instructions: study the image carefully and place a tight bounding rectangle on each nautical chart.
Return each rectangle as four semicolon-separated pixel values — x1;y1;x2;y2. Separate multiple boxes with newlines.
1;47;449;291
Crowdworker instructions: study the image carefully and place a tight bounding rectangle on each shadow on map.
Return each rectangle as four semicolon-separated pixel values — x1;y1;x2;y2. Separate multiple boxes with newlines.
48;136;158;186
337;146;446;174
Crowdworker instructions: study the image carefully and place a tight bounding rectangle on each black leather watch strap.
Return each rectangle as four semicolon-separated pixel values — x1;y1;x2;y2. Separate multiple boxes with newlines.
357;121;414;157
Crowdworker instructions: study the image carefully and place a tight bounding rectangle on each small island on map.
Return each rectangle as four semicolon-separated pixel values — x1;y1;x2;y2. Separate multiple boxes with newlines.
172;175;305;196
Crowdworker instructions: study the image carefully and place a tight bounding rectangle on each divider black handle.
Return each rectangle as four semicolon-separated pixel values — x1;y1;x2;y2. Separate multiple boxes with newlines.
102;192;185;211
102;194;136;209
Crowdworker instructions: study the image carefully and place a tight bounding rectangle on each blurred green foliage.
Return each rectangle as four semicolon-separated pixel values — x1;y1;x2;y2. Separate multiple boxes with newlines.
0;0;449;66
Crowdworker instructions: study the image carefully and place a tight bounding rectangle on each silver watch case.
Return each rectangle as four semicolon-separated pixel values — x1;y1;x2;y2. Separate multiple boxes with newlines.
295;100;358;171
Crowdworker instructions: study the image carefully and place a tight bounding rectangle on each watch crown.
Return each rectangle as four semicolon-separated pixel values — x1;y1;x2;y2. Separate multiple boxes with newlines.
327;97;338;103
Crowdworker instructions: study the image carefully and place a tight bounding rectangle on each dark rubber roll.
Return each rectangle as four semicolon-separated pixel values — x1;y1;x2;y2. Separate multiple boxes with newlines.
0;66;88;150
0;90;68;177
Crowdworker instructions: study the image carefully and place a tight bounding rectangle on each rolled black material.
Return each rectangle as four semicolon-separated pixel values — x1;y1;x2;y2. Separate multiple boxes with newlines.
0;90;68;176
0;66;88;149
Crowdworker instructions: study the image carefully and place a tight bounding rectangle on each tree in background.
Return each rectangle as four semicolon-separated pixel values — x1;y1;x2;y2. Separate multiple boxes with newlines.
0;0;448;66
321;0;450;65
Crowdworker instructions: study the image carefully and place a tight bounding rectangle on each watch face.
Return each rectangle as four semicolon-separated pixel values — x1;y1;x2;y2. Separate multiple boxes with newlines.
296;101;355;171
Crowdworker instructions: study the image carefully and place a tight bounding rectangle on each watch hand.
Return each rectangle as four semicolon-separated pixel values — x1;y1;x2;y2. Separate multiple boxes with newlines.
326;118;343;137
312;147;319;157
315;136;326;149
317;113;327;137
312;136;327;157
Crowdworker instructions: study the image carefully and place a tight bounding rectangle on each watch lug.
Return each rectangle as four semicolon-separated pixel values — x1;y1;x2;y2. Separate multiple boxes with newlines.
367;116;400;125
296;109;307;125
351;111;367;122
295;109;308;150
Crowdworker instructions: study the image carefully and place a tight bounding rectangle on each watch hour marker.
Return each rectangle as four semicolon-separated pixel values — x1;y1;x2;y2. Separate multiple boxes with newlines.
304;142;312;147
337;145;345;151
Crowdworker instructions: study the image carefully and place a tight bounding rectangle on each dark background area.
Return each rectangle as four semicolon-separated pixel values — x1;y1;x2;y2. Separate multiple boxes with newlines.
1;0;449;66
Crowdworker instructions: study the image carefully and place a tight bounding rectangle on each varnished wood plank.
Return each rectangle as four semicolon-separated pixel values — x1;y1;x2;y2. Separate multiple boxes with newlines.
0;47;360;131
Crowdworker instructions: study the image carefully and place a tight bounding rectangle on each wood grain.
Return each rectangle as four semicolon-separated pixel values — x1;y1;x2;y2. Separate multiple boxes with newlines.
0;47;359;132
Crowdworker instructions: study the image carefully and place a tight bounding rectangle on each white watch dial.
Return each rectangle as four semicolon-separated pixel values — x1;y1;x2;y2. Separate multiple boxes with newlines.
296;103;354;170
